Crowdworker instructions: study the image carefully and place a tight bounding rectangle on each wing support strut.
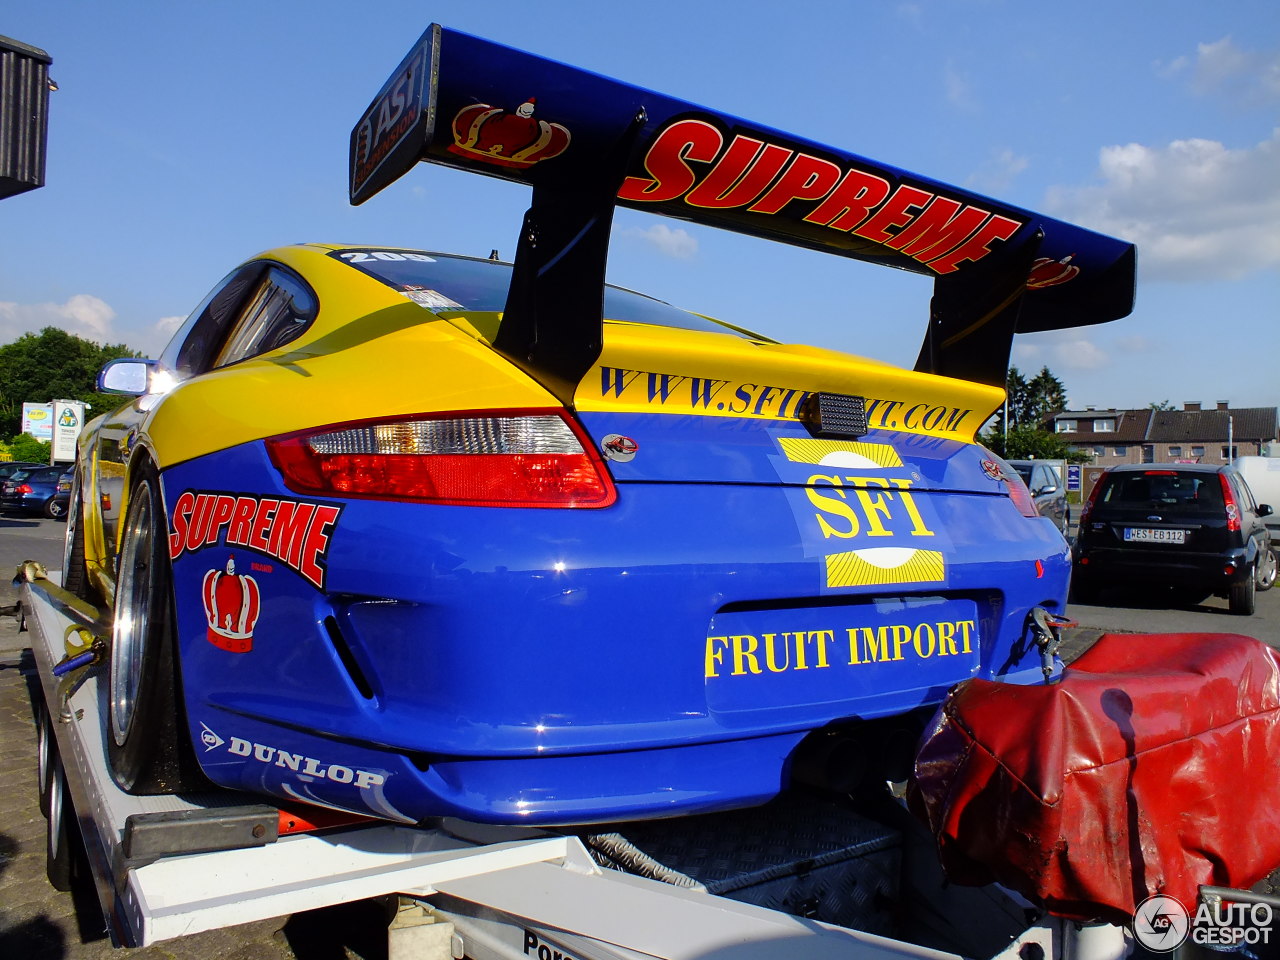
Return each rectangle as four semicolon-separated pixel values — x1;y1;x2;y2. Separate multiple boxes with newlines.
916;230;1044;387
494;110;647;405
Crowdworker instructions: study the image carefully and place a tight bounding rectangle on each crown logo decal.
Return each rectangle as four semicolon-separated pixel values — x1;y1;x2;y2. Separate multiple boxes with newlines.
1026;254;1080;290
202;556;261;653
448;97;571;169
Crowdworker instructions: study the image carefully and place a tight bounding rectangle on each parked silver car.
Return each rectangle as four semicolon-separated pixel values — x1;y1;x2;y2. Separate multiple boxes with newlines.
1007;460;1069;537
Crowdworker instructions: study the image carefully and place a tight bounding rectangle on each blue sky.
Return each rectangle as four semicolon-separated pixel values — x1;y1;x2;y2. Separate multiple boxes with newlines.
3;1;1277;413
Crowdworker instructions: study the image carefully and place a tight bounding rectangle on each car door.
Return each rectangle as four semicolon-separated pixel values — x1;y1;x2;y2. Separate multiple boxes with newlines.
1231;471;1272;558
1030;464;1061;528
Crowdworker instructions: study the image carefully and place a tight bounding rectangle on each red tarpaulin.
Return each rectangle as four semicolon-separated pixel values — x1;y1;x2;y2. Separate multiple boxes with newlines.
910;633;1280;924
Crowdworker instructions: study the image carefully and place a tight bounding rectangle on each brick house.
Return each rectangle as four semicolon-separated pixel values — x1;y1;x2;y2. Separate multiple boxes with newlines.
1048;402;1278;468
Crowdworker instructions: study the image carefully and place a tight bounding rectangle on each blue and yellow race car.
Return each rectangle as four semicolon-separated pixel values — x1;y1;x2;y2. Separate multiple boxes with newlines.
67;26;1134;825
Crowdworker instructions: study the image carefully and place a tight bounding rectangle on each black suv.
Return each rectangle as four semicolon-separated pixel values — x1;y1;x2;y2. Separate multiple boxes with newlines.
1072;463;1276;615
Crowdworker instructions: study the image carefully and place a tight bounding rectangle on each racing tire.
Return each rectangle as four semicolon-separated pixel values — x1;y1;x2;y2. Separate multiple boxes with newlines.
45;731;76;891
1229;568;1257;616
61;470;92;601
44;496;67;520
107;461;204;794
36;698;51;818
1257;548;1278;592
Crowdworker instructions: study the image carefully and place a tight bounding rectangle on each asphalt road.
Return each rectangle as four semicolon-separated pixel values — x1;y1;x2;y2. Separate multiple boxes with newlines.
1;515;1278;958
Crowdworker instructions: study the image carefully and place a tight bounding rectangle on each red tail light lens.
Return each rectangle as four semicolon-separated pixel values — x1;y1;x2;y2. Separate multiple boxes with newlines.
16;484;32;494
1005;475;1039;517
1220;472;1240;532
267;411;616;508
1080;472;1107;523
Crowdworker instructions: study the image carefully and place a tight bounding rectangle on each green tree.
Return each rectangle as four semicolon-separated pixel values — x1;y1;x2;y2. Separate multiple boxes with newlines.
1148;400;1174;410
989;365;1068;435
1026;366;1068;426
984;425;1085;461
0;327;138;436
989;366;1029;435
1006;366;1032;429
7;433;52;463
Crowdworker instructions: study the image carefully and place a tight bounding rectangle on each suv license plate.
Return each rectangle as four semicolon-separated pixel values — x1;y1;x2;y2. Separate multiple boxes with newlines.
1124;527;1186;544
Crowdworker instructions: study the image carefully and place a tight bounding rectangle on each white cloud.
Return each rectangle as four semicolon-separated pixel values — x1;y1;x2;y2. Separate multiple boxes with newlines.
1046;129;1280;281
966;147;1029;192
624;223;698;260
0;295;118;344
1115;335;1154;354
1158;37;1280;103
151;315;185;351
1195;37;1280;100
943;61;976;111
896;3;924;29
1155;54;1189;81
1013;330;1112;371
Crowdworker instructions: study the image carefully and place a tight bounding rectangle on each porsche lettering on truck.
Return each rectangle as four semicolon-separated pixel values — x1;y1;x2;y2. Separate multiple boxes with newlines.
65;24;1133;825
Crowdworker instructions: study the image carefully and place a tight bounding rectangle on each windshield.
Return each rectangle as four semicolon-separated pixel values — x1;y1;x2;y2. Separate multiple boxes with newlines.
329;249;769;340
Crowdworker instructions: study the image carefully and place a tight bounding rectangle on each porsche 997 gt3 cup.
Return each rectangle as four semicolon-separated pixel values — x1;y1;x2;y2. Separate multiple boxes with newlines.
67;24;1134;825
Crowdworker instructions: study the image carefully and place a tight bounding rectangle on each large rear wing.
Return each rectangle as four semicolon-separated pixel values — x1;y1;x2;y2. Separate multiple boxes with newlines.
351;25;1135;398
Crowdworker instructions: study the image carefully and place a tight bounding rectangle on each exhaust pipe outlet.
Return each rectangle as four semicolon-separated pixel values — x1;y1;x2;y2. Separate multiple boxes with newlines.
790;714;931;794
789;730;869;793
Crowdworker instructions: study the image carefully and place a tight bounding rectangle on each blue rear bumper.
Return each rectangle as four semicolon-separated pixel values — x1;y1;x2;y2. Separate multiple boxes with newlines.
163;433;1068;824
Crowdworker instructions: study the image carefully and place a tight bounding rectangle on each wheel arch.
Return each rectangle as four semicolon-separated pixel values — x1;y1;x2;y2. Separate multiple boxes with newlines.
87;443;166;608
120;444;166;538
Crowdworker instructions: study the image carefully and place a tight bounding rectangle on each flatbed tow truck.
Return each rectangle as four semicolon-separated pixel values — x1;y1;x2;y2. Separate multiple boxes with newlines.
27;559;1280;960
19;561;1091;960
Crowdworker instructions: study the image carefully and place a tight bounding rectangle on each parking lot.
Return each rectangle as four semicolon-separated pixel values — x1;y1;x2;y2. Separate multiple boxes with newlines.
2;514;1278;957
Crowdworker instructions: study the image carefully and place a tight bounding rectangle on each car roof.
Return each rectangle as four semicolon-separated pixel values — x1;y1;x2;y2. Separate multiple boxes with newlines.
1104;462;1224;474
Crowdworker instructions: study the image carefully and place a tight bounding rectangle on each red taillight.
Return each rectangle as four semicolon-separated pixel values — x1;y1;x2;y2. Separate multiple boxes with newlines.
266;411;617;508
16;484;32;494
1080;472;1107;523
1220;472;1240;532
1005;477;1039;517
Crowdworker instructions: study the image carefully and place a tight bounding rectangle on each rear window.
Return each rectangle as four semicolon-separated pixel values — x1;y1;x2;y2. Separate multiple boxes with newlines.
9;467;58;482
1098;471;1224;513
329;249;769;340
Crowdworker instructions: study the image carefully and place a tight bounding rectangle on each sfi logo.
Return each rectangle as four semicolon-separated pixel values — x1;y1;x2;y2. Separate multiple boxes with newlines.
1132;895;1190;952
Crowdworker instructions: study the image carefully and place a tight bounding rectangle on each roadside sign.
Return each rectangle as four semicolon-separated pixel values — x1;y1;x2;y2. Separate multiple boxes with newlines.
21;401;53;441
51;399;85;463
1066;464;1081;491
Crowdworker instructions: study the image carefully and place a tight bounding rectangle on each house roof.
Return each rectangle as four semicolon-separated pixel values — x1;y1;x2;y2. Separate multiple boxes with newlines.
1148;407;1278;443
1054;409;1152;443
1048;406;1278;444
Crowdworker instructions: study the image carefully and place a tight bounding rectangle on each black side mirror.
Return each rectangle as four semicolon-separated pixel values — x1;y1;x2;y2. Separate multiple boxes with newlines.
1258;503;1274;518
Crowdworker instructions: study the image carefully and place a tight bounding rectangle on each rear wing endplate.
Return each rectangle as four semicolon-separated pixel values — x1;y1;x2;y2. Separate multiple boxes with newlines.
351;25;1135;394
